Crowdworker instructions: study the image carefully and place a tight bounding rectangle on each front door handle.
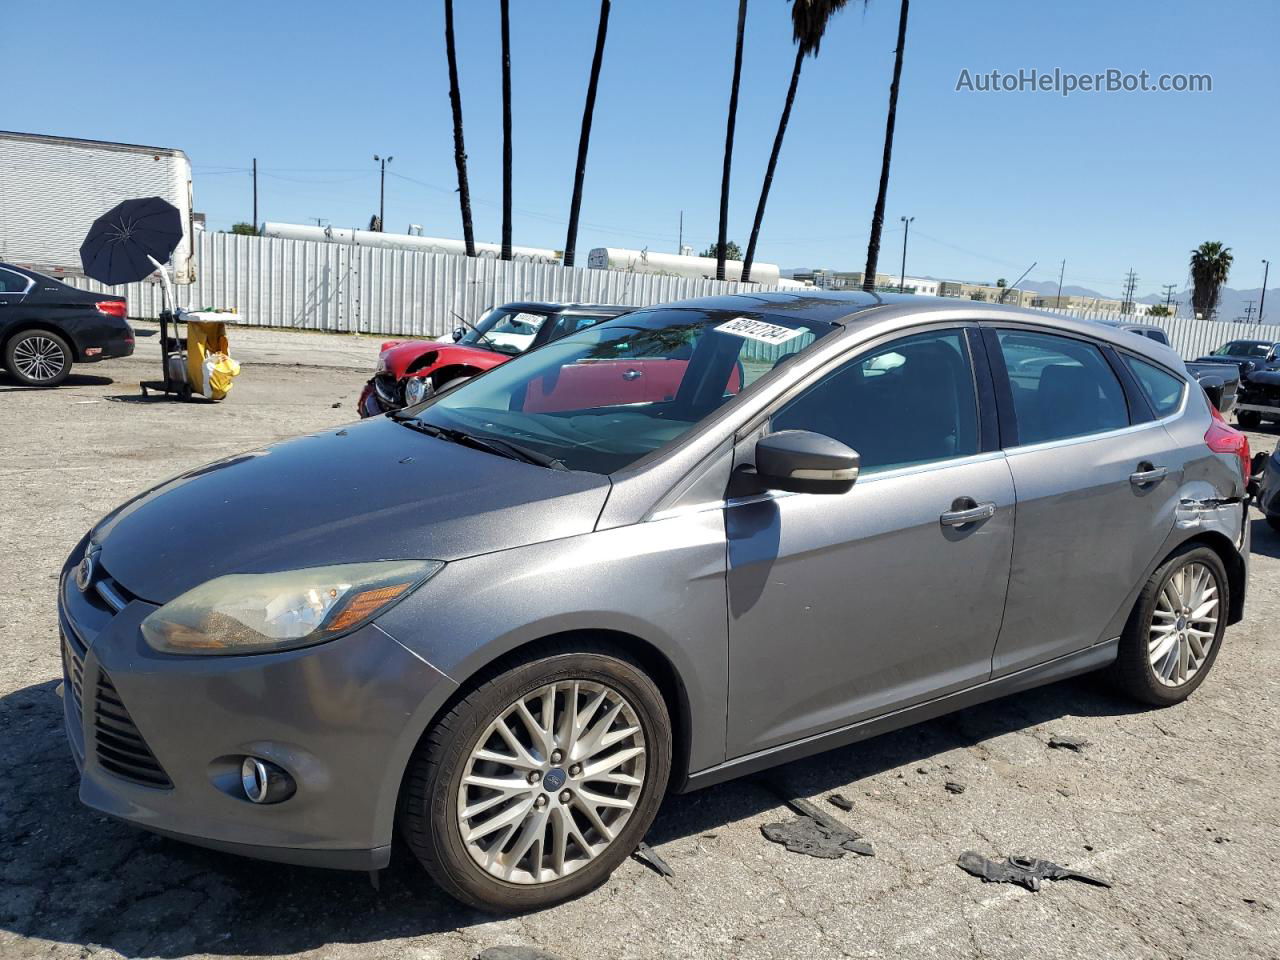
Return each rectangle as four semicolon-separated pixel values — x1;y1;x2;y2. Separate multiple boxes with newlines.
1130;463;1168;486
940;500;996;527
622;369;642;381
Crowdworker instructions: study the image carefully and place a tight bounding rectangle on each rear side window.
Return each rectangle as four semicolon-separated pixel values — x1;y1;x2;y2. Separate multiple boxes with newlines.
996;330;1129;445
771;329;979;473
1145;329;1170;345
0;269;31;294
1123;355;1185;418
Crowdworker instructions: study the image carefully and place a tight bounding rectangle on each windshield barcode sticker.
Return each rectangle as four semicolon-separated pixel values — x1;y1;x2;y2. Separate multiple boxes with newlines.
715;317;805;345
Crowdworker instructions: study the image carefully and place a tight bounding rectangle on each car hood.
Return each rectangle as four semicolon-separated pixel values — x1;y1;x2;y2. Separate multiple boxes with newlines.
382;341;508;378
93;416;611;604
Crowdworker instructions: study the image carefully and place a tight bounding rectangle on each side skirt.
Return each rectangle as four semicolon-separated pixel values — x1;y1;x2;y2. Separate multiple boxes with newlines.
678;638;1118;793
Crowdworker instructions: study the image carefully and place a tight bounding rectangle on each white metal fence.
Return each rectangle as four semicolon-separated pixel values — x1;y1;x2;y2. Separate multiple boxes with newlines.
63;232;1272;361
64;232;782;339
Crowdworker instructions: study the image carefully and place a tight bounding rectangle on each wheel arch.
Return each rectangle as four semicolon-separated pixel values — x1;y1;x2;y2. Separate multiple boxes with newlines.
1171;530;1246;625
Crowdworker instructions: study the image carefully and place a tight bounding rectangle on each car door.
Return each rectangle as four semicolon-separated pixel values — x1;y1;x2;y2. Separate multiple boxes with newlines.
725;326;1016;757
983;325;1180;676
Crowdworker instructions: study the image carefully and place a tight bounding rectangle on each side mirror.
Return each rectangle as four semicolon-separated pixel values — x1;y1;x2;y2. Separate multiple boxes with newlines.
752;430;859;494
452;326;465;342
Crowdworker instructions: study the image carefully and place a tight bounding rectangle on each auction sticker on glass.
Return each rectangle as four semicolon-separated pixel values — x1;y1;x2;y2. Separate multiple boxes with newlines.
716;317;807;345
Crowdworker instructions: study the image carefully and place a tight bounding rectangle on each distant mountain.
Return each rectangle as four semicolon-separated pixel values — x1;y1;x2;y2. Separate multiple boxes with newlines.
1019;280;1110;300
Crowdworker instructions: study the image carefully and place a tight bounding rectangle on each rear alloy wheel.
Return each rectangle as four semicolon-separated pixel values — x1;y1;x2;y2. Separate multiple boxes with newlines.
399;647;670;911
1109;545;1228;705
6;330;72;386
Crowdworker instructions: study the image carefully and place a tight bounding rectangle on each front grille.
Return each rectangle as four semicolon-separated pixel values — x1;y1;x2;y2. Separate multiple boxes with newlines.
61;630;86;725
94;672;172;788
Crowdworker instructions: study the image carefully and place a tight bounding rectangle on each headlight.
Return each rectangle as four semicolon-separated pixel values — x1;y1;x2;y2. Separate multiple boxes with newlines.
404;377;432;405
140;560;443;655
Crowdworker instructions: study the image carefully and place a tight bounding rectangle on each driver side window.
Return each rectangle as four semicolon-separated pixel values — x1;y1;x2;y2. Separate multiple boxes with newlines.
770;329;980;473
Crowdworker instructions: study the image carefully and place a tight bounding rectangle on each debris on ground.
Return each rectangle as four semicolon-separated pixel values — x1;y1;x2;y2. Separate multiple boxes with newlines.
944;781;966;794
957;851;1111;892
827;793;855;811
632;840;674;877
1047;735;1090;752
762;817;874;859
331;401;343;408
477;948;562;960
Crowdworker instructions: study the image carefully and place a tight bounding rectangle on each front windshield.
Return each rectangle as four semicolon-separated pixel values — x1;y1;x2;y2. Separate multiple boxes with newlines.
1213;340;1271;358
412;308;836;473
459;307;552;355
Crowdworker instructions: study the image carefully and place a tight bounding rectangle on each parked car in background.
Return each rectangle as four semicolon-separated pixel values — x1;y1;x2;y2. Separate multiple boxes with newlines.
358;301;632;417
61;293;1250;912
0;262;133;386
1193;339;1280;428
1097;320;1239;414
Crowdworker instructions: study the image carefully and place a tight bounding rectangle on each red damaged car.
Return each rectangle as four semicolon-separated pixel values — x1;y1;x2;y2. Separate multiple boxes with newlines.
358;301;632;417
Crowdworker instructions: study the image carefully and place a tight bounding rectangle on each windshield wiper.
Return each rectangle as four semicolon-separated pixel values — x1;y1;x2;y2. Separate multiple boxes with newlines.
394;419;567;470
452;310;496;348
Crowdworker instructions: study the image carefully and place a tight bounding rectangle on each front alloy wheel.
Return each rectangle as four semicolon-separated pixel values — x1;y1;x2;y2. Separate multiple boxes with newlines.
399;646;671;912
457;680;646;884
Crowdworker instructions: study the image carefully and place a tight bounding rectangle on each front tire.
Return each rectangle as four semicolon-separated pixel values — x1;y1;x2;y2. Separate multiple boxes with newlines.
1109;545;1228;706
5;329;72;386
399;645;671;912
1237;410;1262;429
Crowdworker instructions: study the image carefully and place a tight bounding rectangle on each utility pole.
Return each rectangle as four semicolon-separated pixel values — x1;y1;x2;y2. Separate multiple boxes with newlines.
1121;269;1138;314
1261;259;1270;324
678;210;683;254
1243;300;1257;323
1161;283;1177;311
898;215;914;292
251;158;258;232
1055;259;1065;307
373;155;393;231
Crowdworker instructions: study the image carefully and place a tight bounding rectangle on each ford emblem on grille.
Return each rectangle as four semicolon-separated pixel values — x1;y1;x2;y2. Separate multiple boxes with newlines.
75;545;99;593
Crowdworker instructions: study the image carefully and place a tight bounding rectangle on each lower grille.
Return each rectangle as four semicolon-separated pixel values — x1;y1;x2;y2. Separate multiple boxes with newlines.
94;672;172;788
61;631;86;719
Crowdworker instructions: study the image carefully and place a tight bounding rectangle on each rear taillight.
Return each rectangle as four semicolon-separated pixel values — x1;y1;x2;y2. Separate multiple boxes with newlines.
95;300;127;318
1206;403;1250;481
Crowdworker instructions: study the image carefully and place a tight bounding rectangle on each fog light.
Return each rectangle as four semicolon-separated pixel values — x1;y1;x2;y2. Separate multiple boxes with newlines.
240;756;296;804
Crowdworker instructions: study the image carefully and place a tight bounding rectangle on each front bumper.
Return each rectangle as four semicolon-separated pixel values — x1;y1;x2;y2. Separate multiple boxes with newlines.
57;551;456;870
358;377;397;418
1235;402;1280;417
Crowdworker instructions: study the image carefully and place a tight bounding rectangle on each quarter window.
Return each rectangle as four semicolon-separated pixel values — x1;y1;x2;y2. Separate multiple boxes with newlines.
996;330;1129;445
1123;355;1185;418
770;330;979;473
0;269;31;294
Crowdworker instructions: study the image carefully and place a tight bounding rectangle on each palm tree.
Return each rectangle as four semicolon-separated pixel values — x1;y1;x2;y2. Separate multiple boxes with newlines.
741;0;858;283
444;0;476;257
563;0;611;268
1190;241;1233;319
716;0;749;282
500;0;513;261
862;0;909;291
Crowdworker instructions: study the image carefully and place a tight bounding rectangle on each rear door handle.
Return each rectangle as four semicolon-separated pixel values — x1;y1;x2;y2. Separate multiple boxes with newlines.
940;501;996;527
1130;463;1168;486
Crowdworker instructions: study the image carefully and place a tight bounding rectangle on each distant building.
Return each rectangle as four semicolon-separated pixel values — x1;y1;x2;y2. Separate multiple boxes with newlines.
938;280;1034;306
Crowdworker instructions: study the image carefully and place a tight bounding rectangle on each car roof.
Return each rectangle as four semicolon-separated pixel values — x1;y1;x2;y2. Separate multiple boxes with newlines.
499;301;633;315
632;290;1187;367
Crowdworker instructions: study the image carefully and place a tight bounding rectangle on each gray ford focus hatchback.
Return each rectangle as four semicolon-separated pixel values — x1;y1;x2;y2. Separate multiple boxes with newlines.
59;292;1250;911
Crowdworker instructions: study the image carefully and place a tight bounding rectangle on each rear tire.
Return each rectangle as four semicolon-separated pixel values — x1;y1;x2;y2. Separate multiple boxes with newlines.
399;644;671;912
1266;515;1280;534
1108;544;1228;706
5;329;72;387
1237;410;1262;429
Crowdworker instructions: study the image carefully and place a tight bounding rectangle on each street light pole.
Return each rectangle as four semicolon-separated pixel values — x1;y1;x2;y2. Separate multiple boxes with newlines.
1261;259;1271;324
373;154;393;231
898;216;914;293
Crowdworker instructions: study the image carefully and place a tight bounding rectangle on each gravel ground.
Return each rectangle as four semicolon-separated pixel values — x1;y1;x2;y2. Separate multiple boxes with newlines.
2;332;1279;960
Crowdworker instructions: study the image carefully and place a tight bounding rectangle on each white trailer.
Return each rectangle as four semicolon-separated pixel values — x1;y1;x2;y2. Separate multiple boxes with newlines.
587;247;782;285
0;131;195;282
260;222;561;264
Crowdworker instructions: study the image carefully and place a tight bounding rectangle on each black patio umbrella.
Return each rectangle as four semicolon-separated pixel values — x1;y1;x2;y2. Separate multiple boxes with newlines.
79;196;183;285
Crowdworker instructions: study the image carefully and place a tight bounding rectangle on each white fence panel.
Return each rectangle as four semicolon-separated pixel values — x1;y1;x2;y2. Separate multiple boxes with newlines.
64;233;782;338
1034;306;1275;360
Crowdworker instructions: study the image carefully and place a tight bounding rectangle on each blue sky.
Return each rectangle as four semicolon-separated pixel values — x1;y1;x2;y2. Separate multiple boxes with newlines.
3;0;1277;298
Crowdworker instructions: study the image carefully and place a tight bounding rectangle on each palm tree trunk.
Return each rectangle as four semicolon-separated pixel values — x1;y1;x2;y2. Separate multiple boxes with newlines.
563;0;611;268
444;0;476;257
717;0;749;281
500;0;513;261
742;47;803;284
862;0;909;291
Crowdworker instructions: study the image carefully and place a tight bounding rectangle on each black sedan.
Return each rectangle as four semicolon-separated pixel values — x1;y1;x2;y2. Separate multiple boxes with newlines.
0;263;134;386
